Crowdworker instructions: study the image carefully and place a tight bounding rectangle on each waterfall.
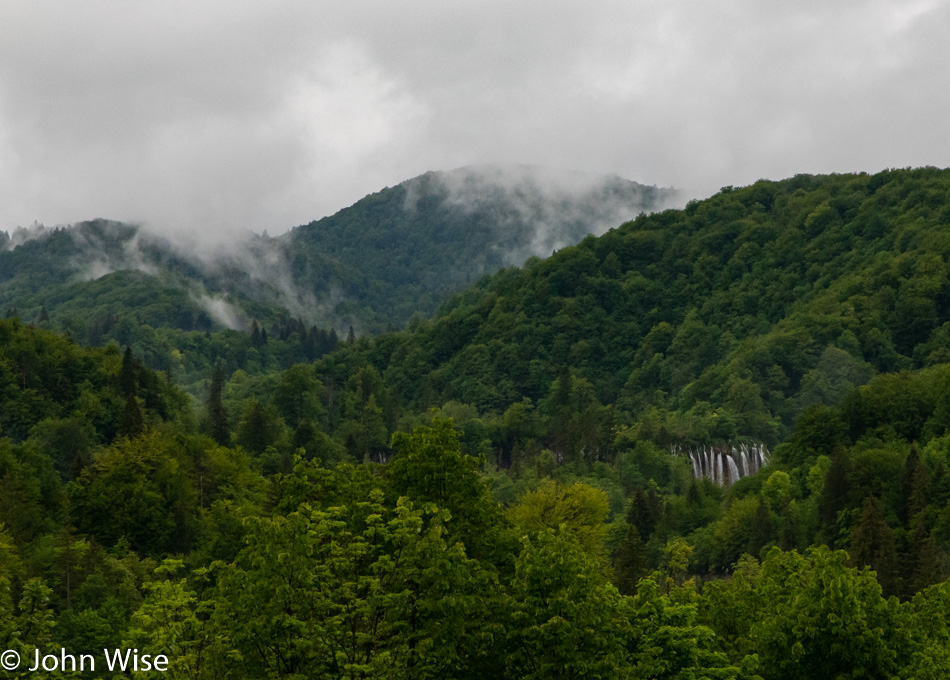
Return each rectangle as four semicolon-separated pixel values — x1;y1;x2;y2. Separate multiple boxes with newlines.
726;455;740;485
743;444;755;475
680;441;770;486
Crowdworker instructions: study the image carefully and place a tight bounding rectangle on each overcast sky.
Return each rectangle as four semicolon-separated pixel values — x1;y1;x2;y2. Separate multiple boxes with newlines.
1;0;947;240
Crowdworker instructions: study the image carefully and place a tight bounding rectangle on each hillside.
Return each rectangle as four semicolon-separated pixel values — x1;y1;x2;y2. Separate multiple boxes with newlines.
281;165;677;332
316;167;950;442
3;168;950;677
0;166;676;340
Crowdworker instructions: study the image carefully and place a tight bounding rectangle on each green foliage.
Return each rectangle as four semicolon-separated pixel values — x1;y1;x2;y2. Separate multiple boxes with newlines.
388;418;508;563
505;529;630;679
8;169;950;675
212;493;495;680
508;480;610;559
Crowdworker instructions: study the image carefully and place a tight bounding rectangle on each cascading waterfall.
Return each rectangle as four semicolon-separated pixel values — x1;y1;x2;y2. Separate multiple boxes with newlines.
726;455;740;485
671;441;771;487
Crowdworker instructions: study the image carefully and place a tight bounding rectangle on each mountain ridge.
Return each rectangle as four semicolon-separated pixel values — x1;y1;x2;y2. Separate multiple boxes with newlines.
0;165;677;336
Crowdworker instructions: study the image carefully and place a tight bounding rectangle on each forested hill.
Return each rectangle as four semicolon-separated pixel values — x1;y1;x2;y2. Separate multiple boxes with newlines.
317;167;950;444
6;169;950;677
281;165;677;332
0;165;675;339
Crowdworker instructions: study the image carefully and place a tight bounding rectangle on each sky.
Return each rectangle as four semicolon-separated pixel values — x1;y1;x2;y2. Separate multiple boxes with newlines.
1;0;948;241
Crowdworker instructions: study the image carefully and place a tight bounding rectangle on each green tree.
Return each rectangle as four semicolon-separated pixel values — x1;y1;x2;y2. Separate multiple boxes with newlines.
212;493;496;679
505;529;631;679
750;546;906;680
507;480;610;560
388;418;506;563
234;400;283;456
849;495;897;597
206;364;229;447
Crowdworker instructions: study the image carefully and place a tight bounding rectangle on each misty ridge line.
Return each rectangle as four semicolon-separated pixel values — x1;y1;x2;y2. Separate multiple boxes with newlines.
0;165;680;334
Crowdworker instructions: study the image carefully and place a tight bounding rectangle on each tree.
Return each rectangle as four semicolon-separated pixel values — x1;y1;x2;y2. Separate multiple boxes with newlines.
819;449;850;545
613;524;648;595
849;495;897;597
69;431;197;554
749;546;906;680
118;392;145;438
206;364;229;447
629;574;741;679
119;345;137;397
906;515;942;596
273;364;324;429
507;480;610;560
388;418;505;563
234;400;283;456
505;529;631;679
212;493;496;680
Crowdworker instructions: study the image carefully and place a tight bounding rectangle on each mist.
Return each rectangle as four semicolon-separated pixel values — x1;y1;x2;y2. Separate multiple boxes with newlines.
1;1;948;242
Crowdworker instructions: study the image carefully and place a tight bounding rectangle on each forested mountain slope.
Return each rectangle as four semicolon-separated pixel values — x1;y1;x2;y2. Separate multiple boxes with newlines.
0;165;675;339
4;169;950;677
318;167;950;444
282;165;676;331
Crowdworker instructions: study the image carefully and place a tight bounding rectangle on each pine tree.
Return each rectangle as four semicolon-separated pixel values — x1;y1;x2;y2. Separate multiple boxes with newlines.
906;515;941;596
908;458;931;521
207;364;229;447
749;499;774;557
899;447;921;525
613;524;648;595
819;449;850;545
849;494;897;596
119;346;137;397
118;393;144;438
629;487;661;539
236;401;277;455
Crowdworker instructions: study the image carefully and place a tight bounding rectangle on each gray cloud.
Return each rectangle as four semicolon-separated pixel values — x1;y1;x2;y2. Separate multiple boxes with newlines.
1;0;948;240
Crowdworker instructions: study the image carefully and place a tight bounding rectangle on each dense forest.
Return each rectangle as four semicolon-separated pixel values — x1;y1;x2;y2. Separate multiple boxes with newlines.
0;166;672;339
3;167;950;677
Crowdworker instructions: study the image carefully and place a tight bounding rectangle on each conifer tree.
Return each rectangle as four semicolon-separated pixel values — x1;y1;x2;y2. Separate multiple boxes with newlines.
849;494;897;596
906;516;942;596
819;449;850;545
749;499;774;557
207;364;229;447
614;524;648;595
235;401;275;455
119;346;137;397
628;487;661;539
899;447;921;525
908;458;931;521
119;393;144;438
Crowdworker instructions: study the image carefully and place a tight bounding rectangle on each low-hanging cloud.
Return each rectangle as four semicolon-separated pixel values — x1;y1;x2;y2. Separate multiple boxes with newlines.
412;164;680;265
1;1;948;241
